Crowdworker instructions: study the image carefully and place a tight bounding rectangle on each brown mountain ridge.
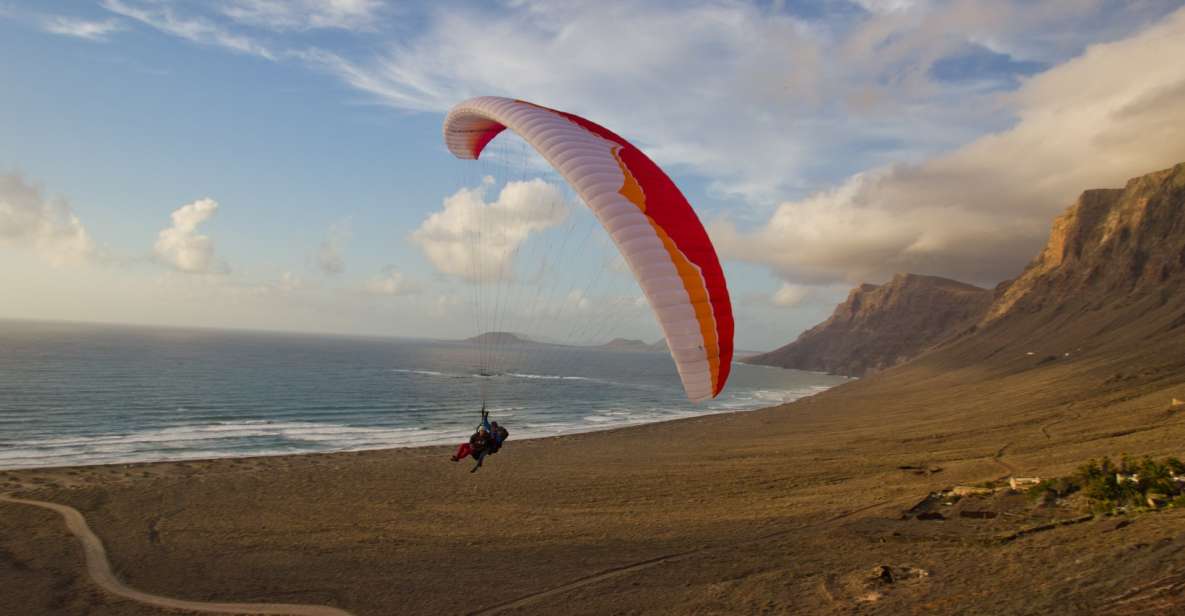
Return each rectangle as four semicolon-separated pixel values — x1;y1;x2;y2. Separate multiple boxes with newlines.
746;273;993;377
749;162;1185;378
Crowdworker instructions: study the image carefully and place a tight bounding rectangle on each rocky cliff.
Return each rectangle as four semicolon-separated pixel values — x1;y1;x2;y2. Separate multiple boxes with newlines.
984;163;1185;326
746;274;993;376
751;163;1185;378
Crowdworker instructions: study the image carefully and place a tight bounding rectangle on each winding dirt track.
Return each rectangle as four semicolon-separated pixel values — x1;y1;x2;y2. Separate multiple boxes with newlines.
0;495;354;616
991;442;1016;479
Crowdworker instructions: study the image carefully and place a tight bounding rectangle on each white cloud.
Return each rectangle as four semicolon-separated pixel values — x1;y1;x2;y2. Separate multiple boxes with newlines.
771;283;810;307
412;177;568;282
317;219;350;275
0;172;94;266
219;0;383;31
102;0;277;60
852;0;920;14
714;6;1185;286
154;198;227;273
42;16;125;41
81;1;1182;206
305;1;1175;204
307;2;829;201
365;266;413;296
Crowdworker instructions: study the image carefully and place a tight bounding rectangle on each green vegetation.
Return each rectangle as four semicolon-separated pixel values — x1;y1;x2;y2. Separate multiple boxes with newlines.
1069;456;1185;512
1027;456;1185;512
1028;476;1080;505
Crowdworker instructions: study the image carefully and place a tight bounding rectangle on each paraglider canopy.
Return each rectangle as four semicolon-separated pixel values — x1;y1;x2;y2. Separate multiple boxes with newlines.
443;97;734;401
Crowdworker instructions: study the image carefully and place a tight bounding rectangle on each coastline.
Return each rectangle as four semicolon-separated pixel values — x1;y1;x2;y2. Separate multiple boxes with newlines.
4;342;1185;615
0;378;841;478
1;369;842;472
1;320;848;471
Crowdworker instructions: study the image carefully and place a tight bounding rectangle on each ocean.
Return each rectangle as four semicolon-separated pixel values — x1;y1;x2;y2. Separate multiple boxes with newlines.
0;320;849;469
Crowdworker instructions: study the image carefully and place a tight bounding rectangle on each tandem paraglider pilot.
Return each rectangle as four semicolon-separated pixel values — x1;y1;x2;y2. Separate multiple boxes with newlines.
450;408;509;473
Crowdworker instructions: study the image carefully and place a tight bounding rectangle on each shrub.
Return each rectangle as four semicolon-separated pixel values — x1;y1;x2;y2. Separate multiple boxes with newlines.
1073;455;1185;511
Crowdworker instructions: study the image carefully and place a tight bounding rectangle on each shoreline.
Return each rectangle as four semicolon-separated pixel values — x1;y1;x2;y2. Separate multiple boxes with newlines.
0;383;839;473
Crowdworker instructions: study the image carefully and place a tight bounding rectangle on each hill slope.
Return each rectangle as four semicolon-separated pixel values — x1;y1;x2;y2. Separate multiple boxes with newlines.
747;274;993;376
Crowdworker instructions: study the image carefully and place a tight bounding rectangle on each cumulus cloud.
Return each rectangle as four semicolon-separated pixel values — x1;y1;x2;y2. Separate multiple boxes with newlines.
317;220;350;275
714;7;1185;286
42;16;125;41
365;266;413;296
0;172;94;265
219;0;383;31
154;198;227;273
412;177;568;282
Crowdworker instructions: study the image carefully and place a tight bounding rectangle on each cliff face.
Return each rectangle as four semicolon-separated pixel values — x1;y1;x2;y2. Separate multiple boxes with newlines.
985;163;1185;325
747;274;993;377
751;163;1185;379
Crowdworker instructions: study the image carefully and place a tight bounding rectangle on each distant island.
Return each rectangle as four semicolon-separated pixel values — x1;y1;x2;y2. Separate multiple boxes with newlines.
463;332;670;352
596;338;668;352
464;331;537;345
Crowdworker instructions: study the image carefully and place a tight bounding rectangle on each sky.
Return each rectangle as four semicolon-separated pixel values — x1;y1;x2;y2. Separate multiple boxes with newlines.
3;0;1185;351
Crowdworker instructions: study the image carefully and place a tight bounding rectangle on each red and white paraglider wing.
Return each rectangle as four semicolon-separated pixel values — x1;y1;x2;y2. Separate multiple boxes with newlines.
443;96;734;402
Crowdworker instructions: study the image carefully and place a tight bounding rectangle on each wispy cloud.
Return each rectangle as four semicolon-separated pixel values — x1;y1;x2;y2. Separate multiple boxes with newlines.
102;0;277;60
303;1;1177;205
219;0;384;32
66;1;1181;207
41;16;126;41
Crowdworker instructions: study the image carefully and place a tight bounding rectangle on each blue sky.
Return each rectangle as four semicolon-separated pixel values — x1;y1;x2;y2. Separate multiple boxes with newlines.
3;0;1185;350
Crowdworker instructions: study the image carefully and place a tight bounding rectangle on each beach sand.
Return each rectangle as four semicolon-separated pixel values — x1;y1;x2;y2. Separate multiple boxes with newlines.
4;336;1185;615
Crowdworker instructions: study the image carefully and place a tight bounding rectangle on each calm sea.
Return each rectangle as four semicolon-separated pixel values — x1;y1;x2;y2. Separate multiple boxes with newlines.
0;320;848;469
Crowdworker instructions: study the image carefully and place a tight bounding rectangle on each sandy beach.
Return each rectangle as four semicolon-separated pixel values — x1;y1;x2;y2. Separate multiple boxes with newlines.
4;318;1185;615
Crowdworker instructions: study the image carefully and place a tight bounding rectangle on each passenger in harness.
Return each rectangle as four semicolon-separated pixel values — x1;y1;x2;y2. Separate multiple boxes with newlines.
450;408;509;473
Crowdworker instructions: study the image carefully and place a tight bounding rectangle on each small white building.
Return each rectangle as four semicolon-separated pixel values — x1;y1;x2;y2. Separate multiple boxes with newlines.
1009;477;1042;491
951;485;995;497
